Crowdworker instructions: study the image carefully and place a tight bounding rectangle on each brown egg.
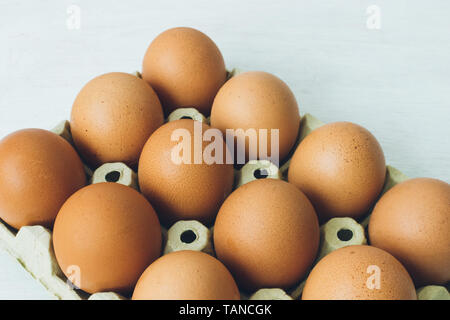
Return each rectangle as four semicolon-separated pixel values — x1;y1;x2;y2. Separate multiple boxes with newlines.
138;119;234;227
213;179;320;292
142;27;226;116
369;178;450;286
132;250;240;300
211;71;300;164
0;129;86;229
302;245;417;300
288;122;386;222
53;183;161;295
71;72;164;168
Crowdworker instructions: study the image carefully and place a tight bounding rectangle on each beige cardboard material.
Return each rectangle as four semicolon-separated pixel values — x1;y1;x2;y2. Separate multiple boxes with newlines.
249;288;293;300
417;285;450;300
51;120;74;146
88;292;126;300
167;107;207;123
164;220;214;256
91;162;139;190
235;160;281;188
317;217;367;261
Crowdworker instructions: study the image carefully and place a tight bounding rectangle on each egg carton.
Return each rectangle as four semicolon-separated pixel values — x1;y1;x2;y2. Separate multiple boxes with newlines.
0;102;448;300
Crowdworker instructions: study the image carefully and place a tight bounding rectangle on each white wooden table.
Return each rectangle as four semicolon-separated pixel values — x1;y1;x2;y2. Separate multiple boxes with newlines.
0;0;449;299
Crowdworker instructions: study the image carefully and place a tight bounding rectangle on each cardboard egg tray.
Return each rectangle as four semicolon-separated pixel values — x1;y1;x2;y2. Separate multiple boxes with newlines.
0;72;448;300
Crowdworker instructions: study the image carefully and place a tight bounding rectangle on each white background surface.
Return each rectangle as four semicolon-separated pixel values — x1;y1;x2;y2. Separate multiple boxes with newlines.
0;0;449;299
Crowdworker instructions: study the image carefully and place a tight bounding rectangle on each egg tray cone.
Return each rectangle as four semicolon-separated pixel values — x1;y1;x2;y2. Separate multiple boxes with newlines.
0;71;448;301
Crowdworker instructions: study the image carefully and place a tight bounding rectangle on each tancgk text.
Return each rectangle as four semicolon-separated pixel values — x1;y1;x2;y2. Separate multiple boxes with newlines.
223;304;271;315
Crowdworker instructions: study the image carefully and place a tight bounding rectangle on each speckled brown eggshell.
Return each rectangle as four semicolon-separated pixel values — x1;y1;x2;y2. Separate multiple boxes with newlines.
213;179;320;292
369;178;450;286
138;119;234;227
288;121;386;222
53;183;162;295
142;27;226;116
132;250;240;300
0;129;86;229
71;72;164;168
302;245;417;300
210;71;300;163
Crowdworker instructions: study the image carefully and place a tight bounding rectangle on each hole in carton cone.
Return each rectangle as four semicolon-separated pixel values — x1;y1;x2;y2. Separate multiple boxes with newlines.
253;168;269;179
181;116;193;120
337;228;353;241
105;171;121;182
180;230;197;244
